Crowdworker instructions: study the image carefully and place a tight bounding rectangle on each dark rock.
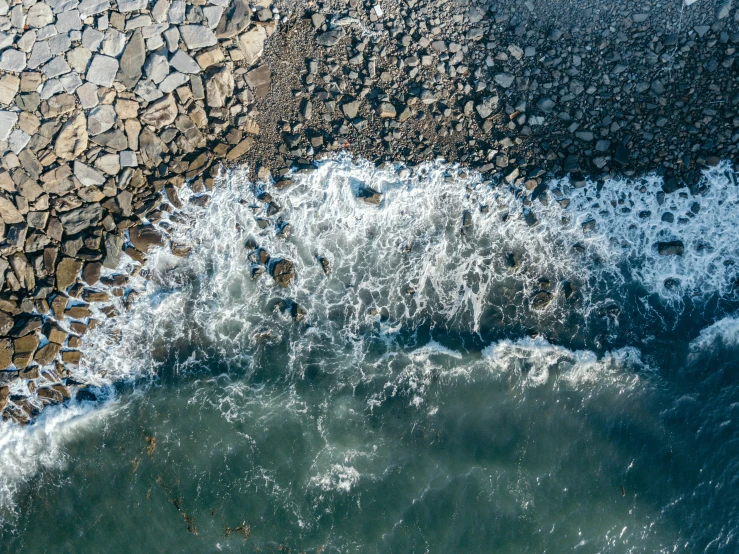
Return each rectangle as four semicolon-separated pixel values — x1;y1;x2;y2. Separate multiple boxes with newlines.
129;225;165;253
657;240;684;256
357;186;382;205
531;291;553;310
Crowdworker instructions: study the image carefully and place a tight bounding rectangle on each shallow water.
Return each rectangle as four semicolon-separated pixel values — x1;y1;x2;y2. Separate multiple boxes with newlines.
1;158;738;552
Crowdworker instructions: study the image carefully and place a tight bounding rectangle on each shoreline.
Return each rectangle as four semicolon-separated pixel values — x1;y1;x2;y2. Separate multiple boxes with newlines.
0;0;737;422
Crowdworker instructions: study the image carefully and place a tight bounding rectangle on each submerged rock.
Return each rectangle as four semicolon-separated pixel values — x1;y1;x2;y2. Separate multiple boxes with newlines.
657;240;685;256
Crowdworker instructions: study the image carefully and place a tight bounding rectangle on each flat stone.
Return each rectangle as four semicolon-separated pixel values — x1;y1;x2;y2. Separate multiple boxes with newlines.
169;50;200;73
244;64;270;98
101;28;126;57
159;71;188;93
178;25;217;50
0;192;23;223
86;54;119;87
0;74;19;105
226;137;254;160
103;233;123;268
56;10;83;33
237;26;266;66
195;47;224;70
205;66;234;107
27;3;53;28
42;57;71;79
76;81;99;109
56;257;84;290
82;27;104;51
140;93;177;128
144;52;169;83
94;153;120;175
117;29;145;88
59;203;104;234
216;0;250;38
0;110;18;141
316;28;345;47
87;104;116;136
74;161;106;186
0;49;26;72
55;112;89;160
494;72;515;88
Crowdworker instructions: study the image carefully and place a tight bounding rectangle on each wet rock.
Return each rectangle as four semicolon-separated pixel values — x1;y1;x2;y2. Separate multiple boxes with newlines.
129;225;165;253
657;240;684;256
271;259;295;288
357;186;382;205
531;291;553;310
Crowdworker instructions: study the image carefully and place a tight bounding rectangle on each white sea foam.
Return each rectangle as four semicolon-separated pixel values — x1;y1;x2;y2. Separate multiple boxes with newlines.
309;464;361;493
1;156;737;529
689;317;739;353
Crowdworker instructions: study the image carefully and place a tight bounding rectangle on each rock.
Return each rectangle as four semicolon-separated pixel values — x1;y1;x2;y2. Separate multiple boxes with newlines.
74;161;106;186
216;0;251;38
0;192;23;224
59;204;104;235
54;113;88;160
342;100;361;119
244;64;271;98
27;3;53;27
34;343;61;366
129;225;165;252
0;110;18;141
87;55;119;87
271;259;295;288
170;50;200;74
205;66;234;108
103;233;123;268
378;102;397;118
657;240;684;256
536;97;555;113
494;73;515;88
56;257;84;290
140;94;178;129
144;52;169;83
179;25;217;50
475;97;498;119
87;105;116;136
614;143;631;166
226;137;254;160
358;186;382;205
237;26;267;66
531;291;553;310
317;28;346;47
117;29;145;88
0;49;26;72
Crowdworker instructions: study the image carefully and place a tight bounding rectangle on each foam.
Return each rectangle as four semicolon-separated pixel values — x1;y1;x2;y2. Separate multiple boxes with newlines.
1;155;737;528
689;317;739;353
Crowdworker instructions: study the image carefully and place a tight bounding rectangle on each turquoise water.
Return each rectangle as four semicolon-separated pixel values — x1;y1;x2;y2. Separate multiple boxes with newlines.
1;159;738;552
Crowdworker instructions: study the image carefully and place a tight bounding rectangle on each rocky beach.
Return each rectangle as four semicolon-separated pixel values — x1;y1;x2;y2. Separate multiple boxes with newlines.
0;1;736;549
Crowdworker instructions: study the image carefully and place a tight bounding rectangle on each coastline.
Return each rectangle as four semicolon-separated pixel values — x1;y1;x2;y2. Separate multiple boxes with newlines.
0;0;737;423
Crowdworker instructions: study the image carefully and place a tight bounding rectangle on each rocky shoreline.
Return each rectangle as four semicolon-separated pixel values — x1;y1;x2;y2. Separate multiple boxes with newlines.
0;0;737;423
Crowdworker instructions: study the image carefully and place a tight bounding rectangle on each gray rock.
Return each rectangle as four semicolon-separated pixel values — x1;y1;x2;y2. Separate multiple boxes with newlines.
216;0;250;38
0;110;17;141
316;28;345;47
117;29;145;88
27;41;51;69
59;203;104;234
86;54;119;87
179;25;217;50
82;27;104;51
159;71;188;93
145;52;170;83
56;10;83;33
76;82;99;109
0;49;26;72
475;96;498;119
101;28;126;57
169;50;200;73
244;64;270;98
494;73;515;88
87;105;116;136
74;161;106;186
26;3;53;28
536;97;556;113
42;57;71;79
168;0;185;24
0;192;23;224
103;233;123;268
237;26;267;66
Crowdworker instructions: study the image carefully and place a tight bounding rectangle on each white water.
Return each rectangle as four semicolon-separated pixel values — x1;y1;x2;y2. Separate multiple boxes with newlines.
1;156;738;536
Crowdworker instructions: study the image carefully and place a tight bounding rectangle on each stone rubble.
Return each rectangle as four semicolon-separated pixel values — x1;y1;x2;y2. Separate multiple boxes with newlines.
0;0;737;424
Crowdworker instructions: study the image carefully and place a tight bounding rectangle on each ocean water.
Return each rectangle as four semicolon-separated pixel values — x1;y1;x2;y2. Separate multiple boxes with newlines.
1;157;738;552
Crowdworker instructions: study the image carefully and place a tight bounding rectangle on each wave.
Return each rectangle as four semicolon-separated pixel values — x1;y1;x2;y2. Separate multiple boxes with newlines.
1;156;738;530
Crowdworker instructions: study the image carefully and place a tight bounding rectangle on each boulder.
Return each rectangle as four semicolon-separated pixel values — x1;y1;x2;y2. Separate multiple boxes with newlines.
129;225;165;253
55;113;88;160
56;257;84;290
59;203;104;234
271;259;295;288
205;66;234;108
140;94;178;129
216;0;251;38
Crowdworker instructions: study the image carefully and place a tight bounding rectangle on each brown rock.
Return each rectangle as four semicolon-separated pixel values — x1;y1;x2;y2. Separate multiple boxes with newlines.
0;338;13;369
61;350;82;364
55;112;88;161
227;137;254;161
140;94;178;129
34;342;61;366
271;259;295;288
82;261;103;285
56;257;83;290
129;224;165;253
65;304;92;319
